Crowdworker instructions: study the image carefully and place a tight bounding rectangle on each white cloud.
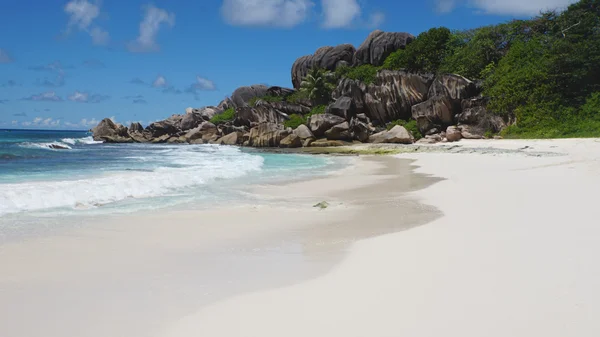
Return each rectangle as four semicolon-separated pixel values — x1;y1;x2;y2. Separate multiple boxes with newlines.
90;27;110;45
436;0;576;15
12;120;17;125
221;0;313;27
64;0;109;45
0;48;13;63
367;11;385;28
68;91;110;103
152;75;168;88
187;76;216;93
80;118;100;127
68;91;88;102
22;91;63;102
22;117;61;127
321;0;360;28
128;5;175;52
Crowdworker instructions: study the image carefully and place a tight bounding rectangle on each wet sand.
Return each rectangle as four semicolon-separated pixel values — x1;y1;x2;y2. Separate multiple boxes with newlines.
0;156;439;337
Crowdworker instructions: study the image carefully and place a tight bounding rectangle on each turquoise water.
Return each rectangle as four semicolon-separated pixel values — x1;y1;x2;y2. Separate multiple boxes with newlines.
0;129;339;220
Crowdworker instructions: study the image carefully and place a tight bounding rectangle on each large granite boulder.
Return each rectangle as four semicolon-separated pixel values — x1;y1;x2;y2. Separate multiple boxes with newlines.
231;84;269;108
353;30;415;67
457;97;506;133
279;134;302;148
308;113;346;137
180;113;203;131
216;131;242;145
293;124;315;140
445;126;462;142
324;122;351;141
266;86;295;98
217;97;233;111
291;44;356;89
368;125;414;144
411;96;454;134
261;100;311;116
92;118;131;143
333;70;433;124
349;117;370;142
235;104;288;127
128;122;148;143
129;122;144;134
326;96;357;121
248;123;291;147
459;125;485;139
145;115;182;138
189;106;223;121
428;74;478;102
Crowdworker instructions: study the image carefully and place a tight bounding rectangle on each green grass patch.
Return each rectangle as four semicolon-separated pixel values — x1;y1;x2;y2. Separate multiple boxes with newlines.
284;114;307;129
307;105;326;117
341;64;380;85
285;90;309;104
209;107;235;125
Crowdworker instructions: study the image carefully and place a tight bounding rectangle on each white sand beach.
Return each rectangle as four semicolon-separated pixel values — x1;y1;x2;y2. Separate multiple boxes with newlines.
163;138;600;337
2;139;600;337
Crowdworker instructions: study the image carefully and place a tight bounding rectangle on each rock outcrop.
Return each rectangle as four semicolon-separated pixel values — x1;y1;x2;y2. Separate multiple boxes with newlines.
308;113;346;137
291;44;356;89
279;134;302;148
180;113;203;131
92;30;502;147
411;95;454;134
231;84;269;108
333;70;433;124
247;123;291;147
327;96;357;120
324;122;351;141
216;131;242;145
353;30;414;67
293;124;315;141
92;118;132;143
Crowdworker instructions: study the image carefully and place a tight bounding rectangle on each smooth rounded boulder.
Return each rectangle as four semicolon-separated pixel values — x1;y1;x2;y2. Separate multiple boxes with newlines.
291;44;355;89
353;30;414;67
368;125;414;144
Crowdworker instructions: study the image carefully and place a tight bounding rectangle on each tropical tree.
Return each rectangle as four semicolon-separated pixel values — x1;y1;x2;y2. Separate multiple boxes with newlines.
299;67;336;106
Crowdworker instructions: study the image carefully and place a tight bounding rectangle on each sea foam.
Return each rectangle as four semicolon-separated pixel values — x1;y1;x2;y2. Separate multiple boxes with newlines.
0;145;264;216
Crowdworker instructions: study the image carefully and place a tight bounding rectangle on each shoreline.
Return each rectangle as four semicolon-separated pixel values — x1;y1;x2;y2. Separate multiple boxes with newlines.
164;138;600;337
0;155;439;337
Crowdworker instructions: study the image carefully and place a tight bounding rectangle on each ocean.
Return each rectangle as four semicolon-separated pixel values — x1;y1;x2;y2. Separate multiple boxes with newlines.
0;129;339;234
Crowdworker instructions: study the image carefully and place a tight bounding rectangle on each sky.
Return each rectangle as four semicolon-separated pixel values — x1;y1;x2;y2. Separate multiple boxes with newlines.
0;0;576;130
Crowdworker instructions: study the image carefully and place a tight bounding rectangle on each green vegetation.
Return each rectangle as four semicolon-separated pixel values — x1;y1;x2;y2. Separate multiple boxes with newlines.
376;0;600;138
386;120;422;140
249;95;283;107
337;64;380;84
285;90;309;104
209;107;235;125
299;68;336;105
307;105;326;117
283;105;326;129
383;27;453;74
284;114;307;129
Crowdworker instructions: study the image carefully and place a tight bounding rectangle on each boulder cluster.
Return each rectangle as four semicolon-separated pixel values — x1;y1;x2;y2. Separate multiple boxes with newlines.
92;30;505;147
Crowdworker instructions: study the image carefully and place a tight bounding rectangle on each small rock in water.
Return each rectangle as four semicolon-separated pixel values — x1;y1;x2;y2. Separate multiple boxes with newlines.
313;201;330;210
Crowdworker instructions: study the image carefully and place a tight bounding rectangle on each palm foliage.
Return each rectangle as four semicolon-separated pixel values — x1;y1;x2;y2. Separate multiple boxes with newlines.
299;68;336;106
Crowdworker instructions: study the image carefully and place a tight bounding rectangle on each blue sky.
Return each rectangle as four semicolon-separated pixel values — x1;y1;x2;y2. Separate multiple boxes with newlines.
0;0;575;130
